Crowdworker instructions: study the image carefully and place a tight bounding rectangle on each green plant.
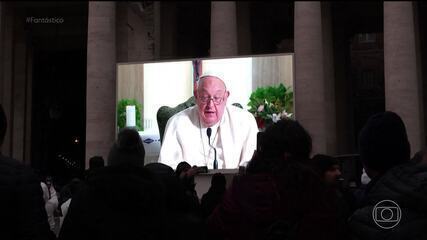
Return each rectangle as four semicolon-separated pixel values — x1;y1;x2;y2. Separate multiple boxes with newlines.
117;98;143;131
247;83;293;128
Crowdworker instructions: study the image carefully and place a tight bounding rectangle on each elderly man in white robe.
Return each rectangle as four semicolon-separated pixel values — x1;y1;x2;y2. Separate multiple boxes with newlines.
158;74;259;170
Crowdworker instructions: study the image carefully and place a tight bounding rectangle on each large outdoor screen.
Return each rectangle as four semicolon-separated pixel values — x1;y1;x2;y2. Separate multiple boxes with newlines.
116;53;294;169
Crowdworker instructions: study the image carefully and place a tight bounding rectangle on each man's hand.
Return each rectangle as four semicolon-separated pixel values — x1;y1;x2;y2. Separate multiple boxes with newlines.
186;166;199;177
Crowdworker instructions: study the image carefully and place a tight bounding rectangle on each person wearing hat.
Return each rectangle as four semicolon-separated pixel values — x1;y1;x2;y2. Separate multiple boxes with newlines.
348;111;427;239
159;74;258;170
311;154;356;230
311;154;342;186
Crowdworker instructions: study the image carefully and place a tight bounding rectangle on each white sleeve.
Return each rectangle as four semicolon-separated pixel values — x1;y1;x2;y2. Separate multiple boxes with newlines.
239;113;259;167
40;182;49;203
158;117;183;170
47;186;59;209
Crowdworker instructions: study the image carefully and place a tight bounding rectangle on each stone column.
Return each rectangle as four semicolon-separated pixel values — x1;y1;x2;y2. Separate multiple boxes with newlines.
86;2;116;168
24;49;33;163
0;1;4;154
210;1;238;57
116;2;128;63
0;2;13;156
12;10;27;162
294;2;336;155
0;1;3;107
384;1;424;154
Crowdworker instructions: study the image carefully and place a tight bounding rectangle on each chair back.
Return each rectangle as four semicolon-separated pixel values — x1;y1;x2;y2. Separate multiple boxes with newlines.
156;96;196;144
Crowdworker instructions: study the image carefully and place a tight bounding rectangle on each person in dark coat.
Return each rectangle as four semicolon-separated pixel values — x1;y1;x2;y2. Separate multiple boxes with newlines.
311;154;342;186
58;127;165;240
311;154;354;234
175;161;201;213
348;111;427;240
0;104;56;240
207;119;344;240
201;173;226;219
145;162;206;240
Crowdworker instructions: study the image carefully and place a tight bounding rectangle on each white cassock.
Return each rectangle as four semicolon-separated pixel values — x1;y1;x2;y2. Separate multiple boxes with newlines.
158;105;259;170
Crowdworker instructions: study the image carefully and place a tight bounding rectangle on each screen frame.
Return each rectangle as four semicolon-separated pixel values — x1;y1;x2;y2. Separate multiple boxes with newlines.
115;52;296;168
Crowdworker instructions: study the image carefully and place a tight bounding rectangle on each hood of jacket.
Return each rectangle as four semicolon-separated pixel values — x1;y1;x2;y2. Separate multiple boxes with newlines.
349;163;427;240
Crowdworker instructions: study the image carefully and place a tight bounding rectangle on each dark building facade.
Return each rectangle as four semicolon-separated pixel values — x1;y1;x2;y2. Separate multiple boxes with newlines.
0;2;426;179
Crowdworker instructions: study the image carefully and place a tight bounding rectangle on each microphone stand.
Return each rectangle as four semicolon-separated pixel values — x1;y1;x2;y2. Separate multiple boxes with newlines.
207;128;218;170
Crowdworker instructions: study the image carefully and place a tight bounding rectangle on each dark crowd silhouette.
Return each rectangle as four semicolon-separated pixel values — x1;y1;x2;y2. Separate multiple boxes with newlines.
1;103;427;240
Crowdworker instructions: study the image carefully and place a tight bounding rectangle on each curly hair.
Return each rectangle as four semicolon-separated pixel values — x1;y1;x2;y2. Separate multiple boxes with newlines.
246;118;312;175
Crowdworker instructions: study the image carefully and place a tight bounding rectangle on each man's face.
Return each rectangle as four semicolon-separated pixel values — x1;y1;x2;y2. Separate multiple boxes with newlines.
195;76;229;127
323;164;341;185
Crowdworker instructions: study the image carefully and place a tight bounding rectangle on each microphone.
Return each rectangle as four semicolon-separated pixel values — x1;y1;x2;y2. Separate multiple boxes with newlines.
207;127;212;139
206;128;218;169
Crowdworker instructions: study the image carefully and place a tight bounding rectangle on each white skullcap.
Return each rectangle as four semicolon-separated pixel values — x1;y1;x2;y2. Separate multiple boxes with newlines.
199;71;226;82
